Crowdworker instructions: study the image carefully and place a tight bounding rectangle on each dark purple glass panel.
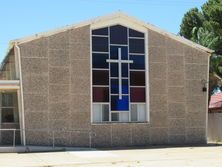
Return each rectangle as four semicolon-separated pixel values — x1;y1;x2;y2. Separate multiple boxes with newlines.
93;70;109;85
130;87;146;102
92;36;108;52
130;71;145;86
129;29;144;37
92;27;108;35
110;25;127;44
93;87;109;102
129;39;145;53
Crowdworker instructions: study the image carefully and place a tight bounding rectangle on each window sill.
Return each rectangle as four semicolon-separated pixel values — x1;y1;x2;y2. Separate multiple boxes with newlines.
91;121;150;125
1;122;19;124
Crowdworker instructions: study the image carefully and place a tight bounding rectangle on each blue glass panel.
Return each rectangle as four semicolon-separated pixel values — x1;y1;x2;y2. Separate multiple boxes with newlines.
111;63;118;77
122;64;128;77
122;79;128;94
129;29;144;37
111;95;129;111
110;46;128;60
130;55;145;69
92;37;108;52
111;79;128;94
111;79;119;94
92;53;109;68
110;25;127;44
129;39;145;53
92;27;108;35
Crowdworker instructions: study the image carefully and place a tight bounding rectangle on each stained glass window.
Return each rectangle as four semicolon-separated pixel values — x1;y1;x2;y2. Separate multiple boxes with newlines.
92;25;147;123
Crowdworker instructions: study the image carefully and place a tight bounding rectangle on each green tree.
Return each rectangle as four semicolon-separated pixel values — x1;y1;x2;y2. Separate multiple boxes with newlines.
180;0;222;96
202;0;222;54
180;8;204;39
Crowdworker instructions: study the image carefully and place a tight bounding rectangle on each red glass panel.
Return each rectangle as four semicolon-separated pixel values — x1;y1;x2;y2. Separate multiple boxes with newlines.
130;87;146;102
93;87;109;102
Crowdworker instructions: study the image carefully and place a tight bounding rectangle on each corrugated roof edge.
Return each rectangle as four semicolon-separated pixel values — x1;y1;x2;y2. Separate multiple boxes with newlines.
8;11;214;54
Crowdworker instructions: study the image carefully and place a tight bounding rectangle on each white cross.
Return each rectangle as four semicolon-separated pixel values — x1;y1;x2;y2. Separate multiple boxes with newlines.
106;48;133;100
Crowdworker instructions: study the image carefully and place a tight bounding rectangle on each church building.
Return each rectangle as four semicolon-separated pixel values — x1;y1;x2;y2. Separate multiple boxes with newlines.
0;12;213;147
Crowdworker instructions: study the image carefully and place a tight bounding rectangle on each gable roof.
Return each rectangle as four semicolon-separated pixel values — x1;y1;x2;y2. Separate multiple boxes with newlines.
10;12;213;54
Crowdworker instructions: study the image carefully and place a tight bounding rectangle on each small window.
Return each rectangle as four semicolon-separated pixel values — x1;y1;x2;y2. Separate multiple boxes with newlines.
1;92;18;123
138;104;146;122
131;104;137;121
130;104;146;122
2;108;14;123
2;93;14;107
93;104;102;122
93;104;109;122
119;112;129;122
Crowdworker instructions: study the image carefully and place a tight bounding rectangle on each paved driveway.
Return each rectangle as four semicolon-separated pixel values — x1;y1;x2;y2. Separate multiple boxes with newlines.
0;145;222;167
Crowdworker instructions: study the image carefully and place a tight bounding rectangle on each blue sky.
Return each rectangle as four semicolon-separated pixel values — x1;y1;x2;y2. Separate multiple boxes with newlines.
0;0;207;61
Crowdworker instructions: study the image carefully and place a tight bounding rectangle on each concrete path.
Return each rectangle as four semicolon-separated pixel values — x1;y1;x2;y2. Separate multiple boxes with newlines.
0;146;222;167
